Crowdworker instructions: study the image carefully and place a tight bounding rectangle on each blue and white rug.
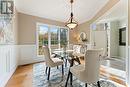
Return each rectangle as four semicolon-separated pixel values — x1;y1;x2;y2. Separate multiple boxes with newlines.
33;63;118;87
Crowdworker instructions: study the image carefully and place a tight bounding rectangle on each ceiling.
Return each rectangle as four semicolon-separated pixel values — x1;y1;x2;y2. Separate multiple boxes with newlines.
97;0;127;23
15;0;109;24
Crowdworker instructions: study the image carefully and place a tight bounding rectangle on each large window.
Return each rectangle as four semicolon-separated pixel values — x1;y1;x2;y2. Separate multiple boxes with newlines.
37;23;69;56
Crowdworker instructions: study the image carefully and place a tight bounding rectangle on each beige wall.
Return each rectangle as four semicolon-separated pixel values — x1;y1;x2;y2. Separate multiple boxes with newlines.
69;28;79;44
76;0;120;43
18;13;66;45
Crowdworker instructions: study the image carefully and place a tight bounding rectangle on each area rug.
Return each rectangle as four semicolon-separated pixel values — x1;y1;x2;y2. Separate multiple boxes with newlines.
33;63;117;87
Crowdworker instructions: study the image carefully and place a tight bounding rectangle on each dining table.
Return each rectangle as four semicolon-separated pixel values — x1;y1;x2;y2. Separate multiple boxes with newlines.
53;49;74;67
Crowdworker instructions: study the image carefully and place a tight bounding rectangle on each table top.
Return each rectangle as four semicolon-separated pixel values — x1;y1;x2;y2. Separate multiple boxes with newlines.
53;49;74;53
53;48;85;58
53;49;73;57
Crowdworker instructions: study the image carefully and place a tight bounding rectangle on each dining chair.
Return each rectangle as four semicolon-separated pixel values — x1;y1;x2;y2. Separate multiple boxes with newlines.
69;49;103;87
72;45;85;63
43;46;64;80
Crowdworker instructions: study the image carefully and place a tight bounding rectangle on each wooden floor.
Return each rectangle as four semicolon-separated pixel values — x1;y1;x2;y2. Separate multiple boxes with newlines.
6;64;33;87
6;62;127;87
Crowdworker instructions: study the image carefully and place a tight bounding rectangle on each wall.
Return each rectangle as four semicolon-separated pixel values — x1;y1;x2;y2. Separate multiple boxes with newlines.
109;21;119;58
0;10;19;87
109;19;127;59
118;19;127;59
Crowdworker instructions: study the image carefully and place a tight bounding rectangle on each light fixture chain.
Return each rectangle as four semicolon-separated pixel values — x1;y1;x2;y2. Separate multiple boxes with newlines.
70;0;73;13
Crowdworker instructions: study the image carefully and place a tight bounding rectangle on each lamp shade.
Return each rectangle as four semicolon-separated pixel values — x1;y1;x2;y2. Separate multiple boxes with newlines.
66;22;78;29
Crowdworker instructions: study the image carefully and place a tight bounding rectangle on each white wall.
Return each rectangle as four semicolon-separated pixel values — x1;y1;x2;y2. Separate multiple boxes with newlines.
118;18;127;59
127;46;130;87
0;45;18;87
18;45;44;65
0;7;19;87
109;19;127;59
110;21;119;58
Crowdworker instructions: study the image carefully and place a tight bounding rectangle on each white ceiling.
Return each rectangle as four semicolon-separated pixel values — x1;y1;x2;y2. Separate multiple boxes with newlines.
15;0;109;24
97;0;127;23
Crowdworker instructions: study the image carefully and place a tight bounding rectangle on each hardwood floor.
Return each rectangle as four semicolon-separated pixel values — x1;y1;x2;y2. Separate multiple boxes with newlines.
6;62;127;87
6;64;33;87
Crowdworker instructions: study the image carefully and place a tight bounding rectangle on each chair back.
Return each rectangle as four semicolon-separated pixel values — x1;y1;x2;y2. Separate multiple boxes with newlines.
83;49;103;83
43;46;54;67
73;45;81;53
80;45;87;54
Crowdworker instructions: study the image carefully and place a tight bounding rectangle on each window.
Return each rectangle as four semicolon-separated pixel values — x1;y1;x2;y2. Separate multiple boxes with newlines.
50;28;59;50
38;25;49;55
37;23;69;56
60;28;68;48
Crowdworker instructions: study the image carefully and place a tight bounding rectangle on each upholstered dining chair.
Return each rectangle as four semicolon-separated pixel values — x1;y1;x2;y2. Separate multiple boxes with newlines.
72;45;85;63
70;49;103;87
43;46;64;80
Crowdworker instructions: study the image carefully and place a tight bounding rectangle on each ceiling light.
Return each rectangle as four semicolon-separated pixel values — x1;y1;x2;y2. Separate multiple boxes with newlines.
66;0;78;30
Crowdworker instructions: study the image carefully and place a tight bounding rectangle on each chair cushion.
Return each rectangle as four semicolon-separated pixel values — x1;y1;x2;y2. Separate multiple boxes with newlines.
52;58;63;66
70;65;85;78
51;54;56;58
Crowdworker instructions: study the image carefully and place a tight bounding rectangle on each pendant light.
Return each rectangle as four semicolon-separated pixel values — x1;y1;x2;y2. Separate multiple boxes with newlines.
66;0;78;29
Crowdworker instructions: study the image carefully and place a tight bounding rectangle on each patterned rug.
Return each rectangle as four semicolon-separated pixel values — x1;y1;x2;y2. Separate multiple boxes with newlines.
33;63;117;87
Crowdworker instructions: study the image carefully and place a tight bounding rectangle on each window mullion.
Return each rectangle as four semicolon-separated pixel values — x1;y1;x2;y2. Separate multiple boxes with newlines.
48;26;51;49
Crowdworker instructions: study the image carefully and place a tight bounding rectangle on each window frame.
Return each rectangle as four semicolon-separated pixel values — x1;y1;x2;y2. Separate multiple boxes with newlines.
36;23;69;57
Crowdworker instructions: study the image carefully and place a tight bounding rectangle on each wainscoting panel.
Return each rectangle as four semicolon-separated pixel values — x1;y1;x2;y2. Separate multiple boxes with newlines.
127;46;130;87
0;45;18;87
19;45;44;65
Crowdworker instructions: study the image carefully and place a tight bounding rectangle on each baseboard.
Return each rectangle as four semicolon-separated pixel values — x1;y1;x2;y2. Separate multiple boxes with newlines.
19;58;44;65
0;65;17;87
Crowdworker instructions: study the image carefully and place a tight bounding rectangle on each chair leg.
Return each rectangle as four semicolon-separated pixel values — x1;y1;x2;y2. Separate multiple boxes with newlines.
70;72;73;86
97;81;101;87
62;65;64;76
47;67;51;80
85;83;87;87
65;71;70;87
45;67;48;74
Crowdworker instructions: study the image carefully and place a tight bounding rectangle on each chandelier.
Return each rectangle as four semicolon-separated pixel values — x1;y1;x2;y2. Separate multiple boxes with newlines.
66;0;78;29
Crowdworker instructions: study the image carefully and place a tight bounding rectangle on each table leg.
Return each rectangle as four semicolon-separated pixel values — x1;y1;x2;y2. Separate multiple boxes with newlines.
65;59;74;87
